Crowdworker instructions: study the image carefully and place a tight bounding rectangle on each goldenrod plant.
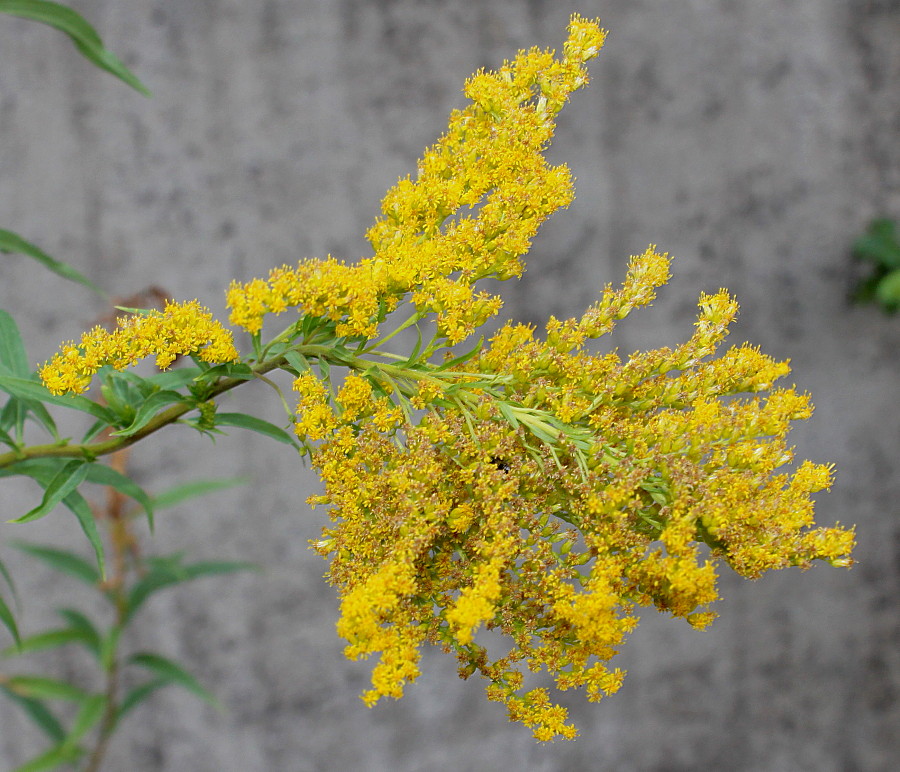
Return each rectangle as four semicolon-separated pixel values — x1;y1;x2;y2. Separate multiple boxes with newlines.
1;6;854;765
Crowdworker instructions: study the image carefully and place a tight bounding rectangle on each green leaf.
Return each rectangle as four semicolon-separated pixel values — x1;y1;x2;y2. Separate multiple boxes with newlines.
127;652;220;709
181;560;259;580
404;323;424;366
3;675;87;701
55;609;101;657
63;694;105;746
0;392;24;435
83;462;154;531
0;592;20;647
317;357;331;384
12;460;90;524
436;336;484;371
117;678;168;720
854;218;900;269
40;486;104;577
0;421;19;448
0;227;106;296
150;477;248;510
0;371;59;440
148;367;204;391
80;417;108;443
0;375;115;422
0;310;30;377
0;459;104;576
282;350;310;375
99;626;121;673
0;686;65;742
2;627;97;657
113;389;190;437
0;1;151;96
0;553;17;596
194;362;254;383
8;542;100;586
10;744;81;772
125;556;256;622
214;412;298;446
497;401;520;430
875;268;900;309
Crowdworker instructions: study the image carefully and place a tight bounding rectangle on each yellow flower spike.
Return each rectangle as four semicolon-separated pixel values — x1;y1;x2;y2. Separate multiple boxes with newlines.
40;300;238;395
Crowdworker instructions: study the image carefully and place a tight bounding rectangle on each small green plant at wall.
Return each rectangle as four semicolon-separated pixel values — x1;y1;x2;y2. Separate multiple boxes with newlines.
851;218;900;313
0;3;856;768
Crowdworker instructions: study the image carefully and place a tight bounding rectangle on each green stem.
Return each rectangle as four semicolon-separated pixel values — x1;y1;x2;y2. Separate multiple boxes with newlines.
0;356;286;470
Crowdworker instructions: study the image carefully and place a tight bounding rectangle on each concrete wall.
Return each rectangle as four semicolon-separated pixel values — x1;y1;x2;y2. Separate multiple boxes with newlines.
0;1;897;769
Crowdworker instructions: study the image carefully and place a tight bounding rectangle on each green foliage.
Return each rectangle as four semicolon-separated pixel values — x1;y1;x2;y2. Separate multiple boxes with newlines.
1;540;253;771
0;230;107;298
851;218;900;313
0;1;150;96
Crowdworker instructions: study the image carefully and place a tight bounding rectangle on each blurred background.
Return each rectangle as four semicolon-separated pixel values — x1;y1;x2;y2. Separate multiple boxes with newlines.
0;1;897;769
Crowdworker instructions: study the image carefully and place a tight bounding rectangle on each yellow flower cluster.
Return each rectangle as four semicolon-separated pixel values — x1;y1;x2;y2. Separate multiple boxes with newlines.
308;245;854;741
225;15;606;345
40;300;238;395
37;14;855;743
289;16;854;734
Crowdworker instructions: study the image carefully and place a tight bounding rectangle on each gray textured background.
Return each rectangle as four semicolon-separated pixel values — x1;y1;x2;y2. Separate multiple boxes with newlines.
1;1;898;770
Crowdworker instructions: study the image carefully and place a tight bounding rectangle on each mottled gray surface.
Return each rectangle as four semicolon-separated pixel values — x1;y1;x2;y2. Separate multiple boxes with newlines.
0;1;898;770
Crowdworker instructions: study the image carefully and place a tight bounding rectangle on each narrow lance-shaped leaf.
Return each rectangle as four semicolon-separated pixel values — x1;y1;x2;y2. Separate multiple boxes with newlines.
63;694;106;747
117;678;169;721
0;554;16;596
56;608;101;658
0;371;60;441
125;557;256;622
0;309;30;377
0;686;66;742
84;462;155;531
2;627;98;657
0;227;106;296
0;375;115;422
12;460;90;524
0;1;150;96
282;349;310;375
10;744;82;772
128;652;220;709
215;412;298;447
148;366;204;391
0;592;20;647
99;626;121;674
150;476;247;510
7;542;100;587
3;675;87;701
113;389;191;437
0;458;104;574
192;362;254;384
435;335;484;371
0;421;19;449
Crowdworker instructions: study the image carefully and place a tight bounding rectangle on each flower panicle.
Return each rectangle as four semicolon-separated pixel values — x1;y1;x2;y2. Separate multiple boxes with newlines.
302;230;854;739
226;14;607;348
40;300;238;395
37;14;854;744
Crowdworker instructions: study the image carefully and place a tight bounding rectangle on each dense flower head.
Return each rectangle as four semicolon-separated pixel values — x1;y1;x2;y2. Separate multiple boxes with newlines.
278;17;853;741
38;14;854;742
303;243;854;740
226;14;606;346
40;300;238;395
